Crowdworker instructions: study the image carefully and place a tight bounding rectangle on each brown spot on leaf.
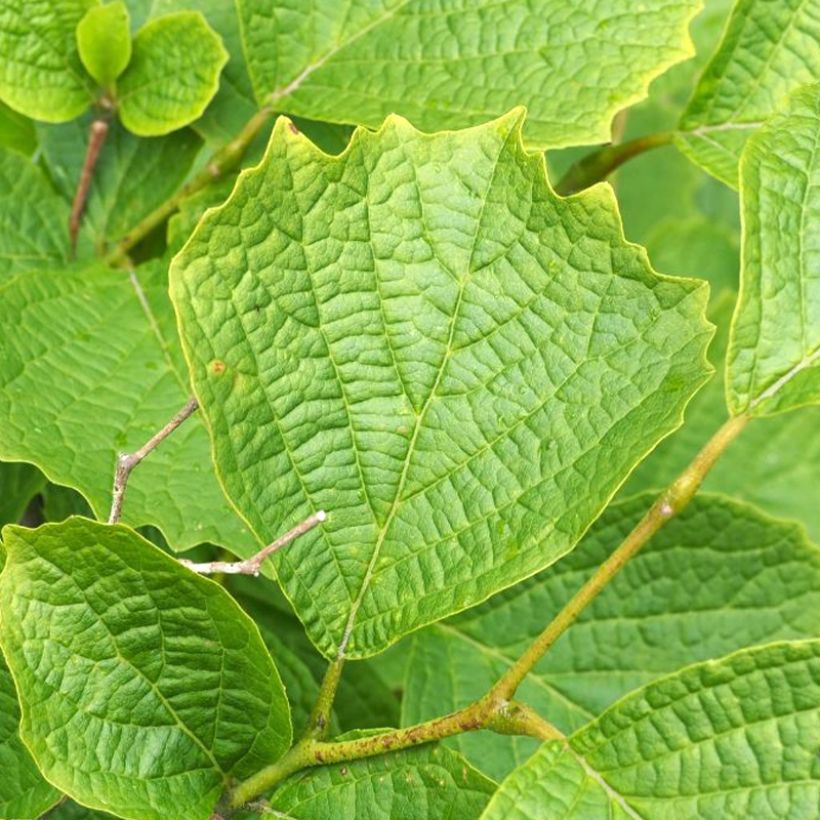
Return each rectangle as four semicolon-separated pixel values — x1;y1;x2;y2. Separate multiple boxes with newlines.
288;121;300;135
211;360;226;375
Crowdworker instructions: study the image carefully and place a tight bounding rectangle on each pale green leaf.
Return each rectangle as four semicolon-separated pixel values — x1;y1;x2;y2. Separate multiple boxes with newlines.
0;262;256;552
269;744;495;819
0;149;70;278
0;100;36;156
728;84;820;416
565;640;820;818
480;740;631;820
0;462;45;527
0;655;61;819
624;292;820;540
403;494;820;779
237;0;701;149
677;0;820;187
37;115;202;253
0;518;291;820
0;0;94;122
171;111;713;659
117;11;227;136
76;2;132;88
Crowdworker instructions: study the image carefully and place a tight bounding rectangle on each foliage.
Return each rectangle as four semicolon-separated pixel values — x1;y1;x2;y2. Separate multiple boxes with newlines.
0;1;817;818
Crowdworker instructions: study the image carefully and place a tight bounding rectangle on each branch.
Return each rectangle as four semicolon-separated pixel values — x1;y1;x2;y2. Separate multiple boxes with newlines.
105;106;273;265
108;397;199;524
554;131;674;196
179;511;327;576
69;118;109;254
488;413;749;700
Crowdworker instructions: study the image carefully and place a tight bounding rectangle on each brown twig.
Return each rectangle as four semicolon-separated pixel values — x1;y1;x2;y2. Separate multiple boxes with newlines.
108;397;199;524
69;118;110;254
179;511;327;576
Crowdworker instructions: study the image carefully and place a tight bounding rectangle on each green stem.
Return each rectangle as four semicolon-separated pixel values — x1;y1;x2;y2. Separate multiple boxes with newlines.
105;106;274;265
306;658;345;738
229;697;558;808
488;413;749;700
554;131;674;196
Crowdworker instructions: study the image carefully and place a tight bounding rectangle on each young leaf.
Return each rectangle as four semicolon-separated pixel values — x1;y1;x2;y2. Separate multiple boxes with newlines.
171;111;712;660
268;744;495;819
0;149;70;279
728;84;820;416
0;518;292;820
403;494;820;779
37;115;203;251
0;0;94;122
237;0;701;148
76;1;132;89
0;656;61;819
480;740;631;820
0;262;256;553
677;0;820;187
117;11;228;136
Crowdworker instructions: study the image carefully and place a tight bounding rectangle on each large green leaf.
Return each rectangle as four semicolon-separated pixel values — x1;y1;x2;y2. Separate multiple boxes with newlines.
237;0;700;149
171;111;712;659
624;292;820;540
269;744;496;819
0;656;61;819
0;149;70;279
0;518;291;820
37;116;203;254
117;11;228;136
0;0;94;122
677;0;820;187
403;494;820;779
0;262;256;552
728;84;820;416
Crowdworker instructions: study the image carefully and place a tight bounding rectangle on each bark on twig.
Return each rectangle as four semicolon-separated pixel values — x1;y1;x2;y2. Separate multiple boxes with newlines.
69;118;109;254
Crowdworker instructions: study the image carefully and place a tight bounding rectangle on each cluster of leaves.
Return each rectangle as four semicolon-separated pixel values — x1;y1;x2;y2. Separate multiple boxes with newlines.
0;1;818;819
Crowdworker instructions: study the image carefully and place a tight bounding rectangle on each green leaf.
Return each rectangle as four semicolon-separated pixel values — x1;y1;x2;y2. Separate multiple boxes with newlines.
728;84;820;416
0;0;94;122
171;111;713;659
0;100;37;156
37;115;203;252
42;800;115;819
403;494;820;779
269;744;495;819
237;0;701;149
0;655;61;819
677;0;820;187
76;1;132;89
0;462;45;527
624;292;820;540
0;518;292;820
480;740;631;820
0;262;256;553
565;641;820;818
0;149;70;279
117;11;228;136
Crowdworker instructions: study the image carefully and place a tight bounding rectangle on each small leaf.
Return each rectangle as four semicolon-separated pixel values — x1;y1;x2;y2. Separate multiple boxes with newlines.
269;744;495;819
728;84;820;416
0;518;292;820
677;0;820;187
0;262;256;552
117;11;228;136
0;0;94;122
76;1;132;89
403;494;820;779
484;640;820;819
0;149;70;279
0;655;61;819
171;111;713;659
237;0;701;148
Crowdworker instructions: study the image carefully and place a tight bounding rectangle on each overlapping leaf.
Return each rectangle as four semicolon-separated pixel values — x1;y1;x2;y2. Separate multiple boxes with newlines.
0;262;256;551
172;111;713;659
403;494;820;778
237;0;701;148
728;84;820;416
0;519;291;820
677;0;820;187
